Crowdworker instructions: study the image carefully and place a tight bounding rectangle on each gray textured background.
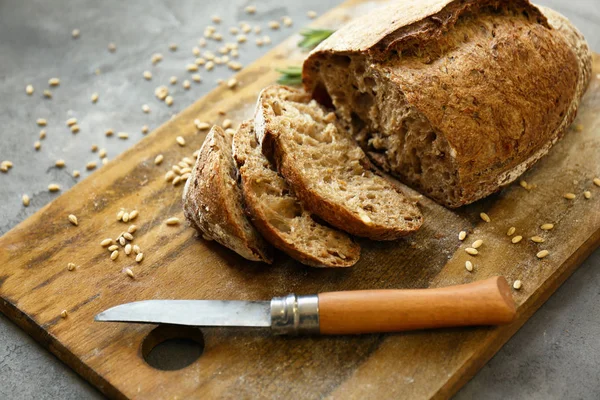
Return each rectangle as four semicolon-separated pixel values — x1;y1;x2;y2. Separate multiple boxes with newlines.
0;0;599;399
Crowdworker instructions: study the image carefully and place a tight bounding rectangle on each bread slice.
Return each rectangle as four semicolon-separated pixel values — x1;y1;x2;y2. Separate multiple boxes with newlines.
254;85;423;241
303;0;592;208
182;126;273;263
232;121;360;268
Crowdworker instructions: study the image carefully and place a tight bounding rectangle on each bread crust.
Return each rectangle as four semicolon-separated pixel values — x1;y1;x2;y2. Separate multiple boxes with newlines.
254;85;423;240
232;121;360;267
303;0;592;208
182;126;273;263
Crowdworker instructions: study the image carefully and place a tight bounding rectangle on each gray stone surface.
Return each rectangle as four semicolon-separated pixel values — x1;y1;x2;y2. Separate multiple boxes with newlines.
0;0;598;399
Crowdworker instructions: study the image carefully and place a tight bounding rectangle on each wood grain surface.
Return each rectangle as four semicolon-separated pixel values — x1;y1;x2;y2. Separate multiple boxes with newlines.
1;1;599;399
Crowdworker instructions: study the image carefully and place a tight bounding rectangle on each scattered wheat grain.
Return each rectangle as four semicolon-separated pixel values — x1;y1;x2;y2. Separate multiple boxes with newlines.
465;260;473;272
536;250;549;259
512;280;522;290
465;248;478;255
166;217;180;226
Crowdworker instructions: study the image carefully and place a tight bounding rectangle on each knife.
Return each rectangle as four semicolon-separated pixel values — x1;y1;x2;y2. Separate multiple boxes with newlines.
95;276;516;335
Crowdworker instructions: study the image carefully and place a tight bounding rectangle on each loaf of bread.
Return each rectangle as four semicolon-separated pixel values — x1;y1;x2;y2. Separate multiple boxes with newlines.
254;85;423;240
182;126;273;263
232;121;360;267
303;0;592;208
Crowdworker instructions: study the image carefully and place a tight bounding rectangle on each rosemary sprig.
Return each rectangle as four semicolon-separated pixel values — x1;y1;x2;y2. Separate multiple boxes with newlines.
298;28;335;50
276;28;336;86
276;66;302;86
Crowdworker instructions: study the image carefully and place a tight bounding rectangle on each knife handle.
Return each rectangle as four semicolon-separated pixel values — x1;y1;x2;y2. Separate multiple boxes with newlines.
317;276;516;335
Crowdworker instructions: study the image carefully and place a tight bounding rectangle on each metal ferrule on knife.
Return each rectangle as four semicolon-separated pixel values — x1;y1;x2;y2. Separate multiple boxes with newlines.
270;294;320;335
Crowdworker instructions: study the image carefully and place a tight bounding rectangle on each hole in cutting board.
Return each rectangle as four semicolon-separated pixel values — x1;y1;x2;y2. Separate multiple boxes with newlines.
142;325;204;370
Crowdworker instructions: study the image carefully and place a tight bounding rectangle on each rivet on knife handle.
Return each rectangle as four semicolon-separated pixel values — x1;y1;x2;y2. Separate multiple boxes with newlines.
270;276;516;335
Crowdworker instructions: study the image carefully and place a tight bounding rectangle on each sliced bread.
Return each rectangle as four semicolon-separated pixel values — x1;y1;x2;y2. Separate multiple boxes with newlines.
254;85;423;241
232;121;360;268
182;126;273;263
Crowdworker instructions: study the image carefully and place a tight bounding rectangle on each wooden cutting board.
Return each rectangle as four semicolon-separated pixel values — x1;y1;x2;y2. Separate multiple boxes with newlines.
1;1;599;398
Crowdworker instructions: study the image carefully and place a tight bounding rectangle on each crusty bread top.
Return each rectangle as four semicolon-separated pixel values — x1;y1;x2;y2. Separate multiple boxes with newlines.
182;126;273;263
307;0;546;55
379;6;580;183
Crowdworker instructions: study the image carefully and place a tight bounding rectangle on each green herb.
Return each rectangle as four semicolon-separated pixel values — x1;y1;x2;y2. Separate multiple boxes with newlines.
298;28;335;50
275;28;335;86
276;66;302;86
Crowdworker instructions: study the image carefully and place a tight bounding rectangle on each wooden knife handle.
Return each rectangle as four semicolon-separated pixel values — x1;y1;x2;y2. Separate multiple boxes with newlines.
318;276;516;335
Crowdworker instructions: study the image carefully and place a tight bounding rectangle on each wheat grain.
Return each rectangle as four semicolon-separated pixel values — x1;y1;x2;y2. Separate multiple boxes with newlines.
536;250;549;259
512;280;522;290
68;214;78;226
166;217;180;226
465;260;473;272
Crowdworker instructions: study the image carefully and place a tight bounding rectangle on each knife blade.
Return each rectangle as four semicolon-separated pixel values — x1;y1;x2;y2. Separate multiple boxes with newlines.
95;276;517;335
95;299;271;327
